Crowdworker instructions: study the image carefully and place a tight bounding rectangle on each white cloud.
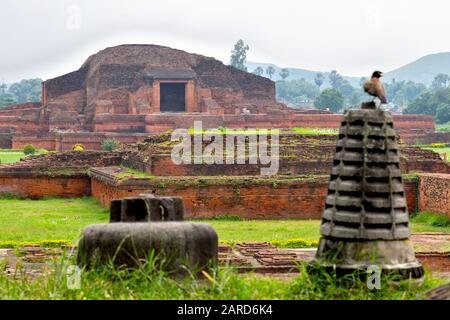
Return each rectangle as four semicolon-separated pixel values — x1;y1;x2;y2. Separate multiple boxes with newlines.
1;0;450;82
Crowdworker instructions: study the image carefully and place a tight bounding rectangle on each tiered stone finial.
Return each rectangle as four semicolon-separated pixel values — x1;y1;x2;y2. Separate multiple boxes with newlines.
315;102;424;278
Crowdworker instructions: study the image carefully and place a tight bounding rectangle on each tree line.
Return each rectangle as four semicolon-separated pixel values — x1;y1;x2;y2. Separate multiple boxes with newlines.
230;39;448;123
0;78;42;108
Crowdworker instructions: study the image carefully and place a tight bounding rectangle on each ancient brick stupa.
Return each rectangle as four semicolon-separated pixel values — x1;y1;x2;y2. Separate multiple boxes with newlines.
314;102;424;278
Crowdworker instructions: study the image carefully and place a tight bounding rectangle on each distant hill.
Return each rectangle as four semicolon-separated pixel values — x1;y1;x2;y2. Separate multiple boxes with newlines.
383;52;450;86
248;52;450;87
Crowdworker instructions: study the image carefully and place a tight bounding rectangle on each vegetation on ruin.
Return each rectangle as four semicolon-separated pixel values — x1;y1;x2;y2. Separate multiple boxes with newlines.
110;173;418;189
72;144;86;151
101;138;121;152
45;168;81;177
291;127;338;135
416;143;450;161
187;127;280;135
0;254;445;300
115;166;155;179
23;144;36;155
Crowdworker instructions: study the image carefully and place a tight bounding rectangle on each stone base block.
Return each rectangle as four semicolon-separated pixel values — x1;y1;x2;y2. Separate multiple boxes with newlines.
77;222;218;272
313;237;424;278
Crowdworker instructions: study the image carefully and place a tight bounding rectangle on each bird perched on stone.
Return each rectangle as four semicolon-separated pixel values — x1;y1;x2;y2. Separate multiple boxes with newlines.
363;71;387;107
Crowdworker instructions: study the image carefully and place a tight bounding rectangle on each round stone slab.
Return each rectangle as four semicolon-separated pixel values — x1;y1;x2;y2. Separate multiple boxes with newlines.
313;237;424;278
77;222;218;272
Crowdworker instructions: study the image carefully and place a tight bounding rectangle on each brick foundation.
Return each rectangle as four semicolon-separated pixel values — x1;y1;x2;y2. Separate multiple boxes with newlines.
0;176;91;199
90;169;419;219
419;173;450;216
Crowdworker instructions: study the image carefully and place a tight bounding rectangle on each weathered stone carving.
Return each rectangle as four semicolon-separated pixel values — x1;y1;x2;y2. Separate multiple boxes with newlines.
77;222;218;271
77;195;217;272
110;195;184;222
314;103;424;278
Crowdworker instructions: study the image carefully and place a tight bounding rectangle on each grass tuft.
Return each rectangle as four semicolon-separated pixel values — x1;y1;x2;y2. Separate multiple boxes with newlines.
411;212;450;228
0;254;445;300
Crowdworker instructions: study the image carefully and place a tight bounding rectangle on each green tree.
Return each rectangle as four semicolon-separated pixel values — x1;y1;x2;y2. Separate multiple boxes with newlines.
431;73;449;89
314;88;344;113
279;68;290;80
404;91;435;115
405;87;450;122
0;94;17;108
314;73;325;91
252;67;264;76
229;39;249;71
0;83;6;95
276;79;319;104
265;66;275;79
327;70;355;100
5;78;42;104
350;91;363;106
328;70;341;89
436;103;450;124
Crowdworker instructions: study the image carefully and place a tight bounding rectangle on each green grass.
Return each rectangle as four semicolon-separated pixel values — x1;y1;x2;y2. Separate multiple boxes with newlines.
291;127;338;135
202;219;320;243
0;255;445;300
0;149;47;164
0;197;108;244
411;212;450;229
0;198;448;299
0;197;449;248
0;151;26;164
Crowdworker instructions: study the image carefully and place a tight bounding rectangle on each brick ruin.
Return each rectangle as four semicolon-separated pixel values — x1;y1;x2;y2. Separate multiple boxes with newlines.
0;44;442;150
0;132;448;218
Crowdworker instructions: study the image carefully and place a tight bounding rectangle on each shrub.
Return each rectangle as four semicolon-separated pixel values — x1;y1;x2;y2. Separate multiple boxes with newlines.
211;215;243;221
272;238;318;248
72;143;85;151
23;144;36;155
101;138;120;151
217;126;227;134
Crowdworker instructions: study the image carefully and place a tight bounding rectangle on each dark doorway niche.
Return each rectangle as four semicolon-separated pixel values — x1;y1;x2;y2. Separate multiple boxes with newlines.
160;83;186;112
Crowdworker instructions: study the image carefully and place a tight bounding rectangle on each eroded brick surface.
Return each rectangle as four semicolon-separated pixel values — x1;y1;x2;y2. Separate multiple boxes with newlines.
419;174;450;216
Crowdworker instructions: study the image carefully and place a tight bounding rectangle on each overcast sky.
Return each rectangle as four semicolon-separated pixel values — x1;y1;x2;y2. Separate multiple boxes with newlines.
1;0;450;83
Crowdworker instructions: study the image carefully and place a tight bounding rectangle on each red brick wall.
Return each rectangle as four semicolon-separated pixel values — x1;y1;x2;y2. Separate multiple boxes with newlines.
12;135;57;150
91;175;419;219
419;173;450;216
143;113;434;134
0;176;91;199
12;133;148;151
